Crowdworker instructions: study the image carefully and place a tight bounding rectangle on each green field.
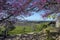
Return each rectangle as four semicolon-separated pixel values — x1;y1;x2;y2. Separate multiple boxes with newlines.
0;22;53;35
8;23;50;35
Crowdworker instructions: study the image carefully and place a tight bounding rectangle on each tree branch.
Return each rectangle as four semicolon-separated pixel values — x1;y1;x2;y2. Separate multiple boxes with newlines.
0;14;13;23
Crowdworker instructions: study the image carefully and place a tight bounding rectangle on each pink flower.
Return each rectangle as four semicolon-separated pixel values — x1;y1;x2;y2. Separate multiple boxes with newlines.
56;0;60;3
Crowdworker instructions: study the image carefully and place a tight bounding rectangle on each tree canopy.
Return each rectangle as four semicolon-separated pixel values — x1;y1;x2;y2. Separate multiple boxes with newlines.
0;0;60;22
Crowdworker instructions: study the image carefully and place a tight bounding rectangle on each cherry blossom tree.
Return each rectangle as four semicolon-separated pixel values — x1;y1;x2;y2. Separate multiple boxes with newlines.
0;0;60;38
0;0;60;22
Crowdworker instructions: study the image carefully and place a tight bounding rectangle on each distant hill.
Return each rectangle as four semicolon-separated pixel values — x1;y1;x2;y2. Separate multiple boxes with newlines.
17;20;56;23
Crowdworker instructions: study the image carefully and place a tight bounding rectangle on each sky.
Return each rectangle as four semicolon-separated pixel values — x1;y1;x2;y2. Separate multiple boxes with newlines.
18;10;54;21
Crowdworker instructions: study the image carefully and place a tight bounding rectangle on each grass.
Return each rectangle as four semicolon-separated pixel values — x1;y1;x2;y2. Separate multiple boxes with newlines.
0;22;52;35
8;23;49;35
8;26;33;35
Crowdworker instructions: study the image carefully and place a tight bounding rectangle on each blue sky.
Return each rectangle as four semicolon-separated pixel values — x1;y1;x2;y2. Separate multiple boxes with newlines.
25;11;53;21
18;10;54;21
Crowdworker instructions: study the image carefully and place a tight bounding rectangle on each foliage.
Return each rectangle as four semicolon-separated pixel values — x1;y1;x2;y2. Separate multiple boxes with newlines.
0;26;5;35
46;30;55;40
